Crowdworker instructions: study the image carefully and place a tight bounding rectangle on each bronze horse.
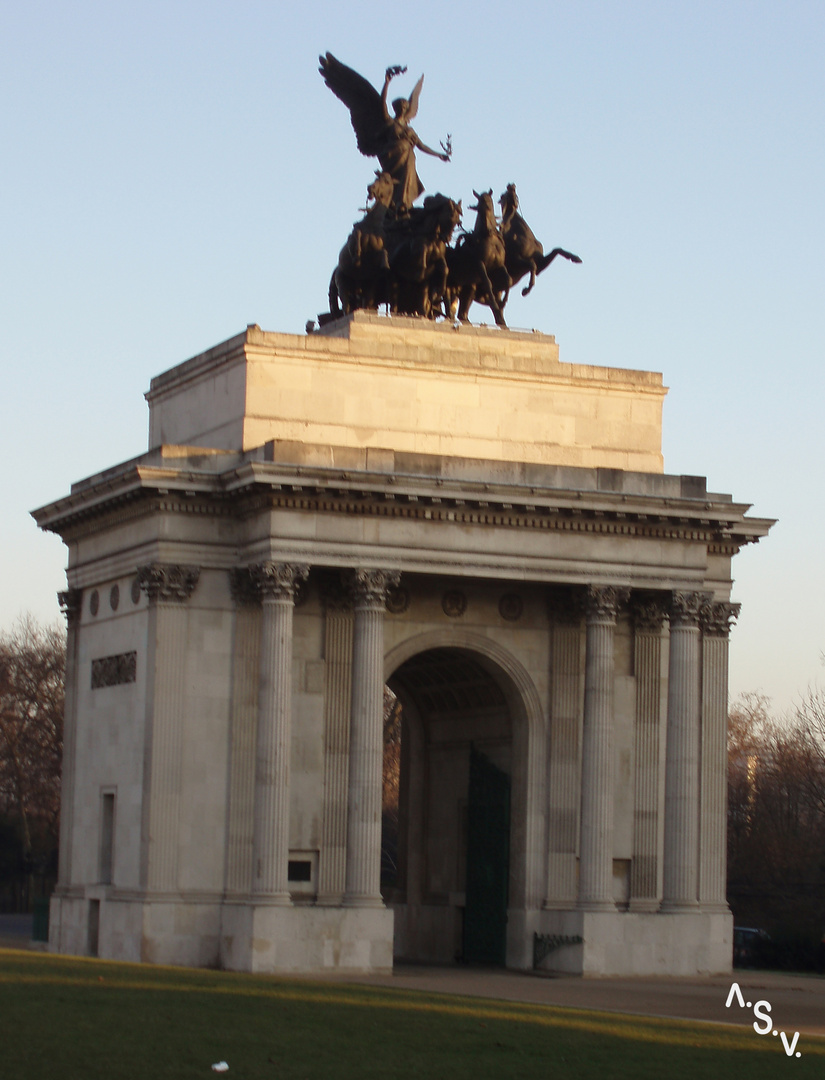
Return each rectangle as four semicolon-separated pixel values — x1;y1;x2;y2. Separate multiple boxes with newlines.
499;183;581;297
446;189;509;327
328;171;396;317
387;194;462;319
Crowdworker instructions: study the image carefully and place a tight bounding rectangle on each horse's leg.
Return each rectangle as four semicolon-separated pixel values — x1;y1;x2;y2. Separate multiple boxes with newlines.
521;261;537;297
480;264;507;328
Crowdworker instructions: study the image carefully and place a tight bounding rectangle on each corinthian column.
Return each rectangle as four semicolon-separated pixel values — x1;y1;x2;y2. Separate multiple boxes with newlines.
578;585;627;911
660;591;707;912
344;568;400;907
250;562;309;902
56;589;83;895
699;600;740;911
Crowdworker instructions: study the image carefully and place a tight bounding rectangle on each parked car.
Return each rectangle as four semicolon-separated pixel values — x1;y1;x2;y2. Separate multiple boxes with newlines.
733;926;770;967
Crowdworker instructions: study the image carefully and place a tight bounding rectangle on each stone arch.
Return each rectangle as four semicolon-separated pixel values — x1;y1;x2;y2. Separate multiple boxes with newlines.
383;629;546;949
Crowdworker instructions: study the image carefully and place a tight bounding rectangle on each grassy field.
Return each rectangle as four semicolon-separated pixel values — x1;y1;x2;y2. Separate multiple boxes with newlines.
1;949;823;1079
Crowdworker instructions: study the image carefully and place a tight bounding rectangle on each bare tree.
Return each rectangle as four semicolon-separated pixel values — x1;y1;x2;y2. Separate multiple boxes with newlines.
0;616;65;878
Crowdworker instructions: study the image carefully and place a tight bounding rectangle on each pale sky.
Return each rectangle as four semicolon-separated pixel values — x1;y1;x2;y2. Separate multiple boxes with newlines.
2;1;823;714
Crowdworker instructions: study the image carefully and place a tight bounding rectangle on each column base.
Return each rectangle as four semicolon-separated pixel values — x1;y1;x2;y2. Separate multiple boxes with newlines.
342;894;386;909
659;899;700;914
577;899;617;912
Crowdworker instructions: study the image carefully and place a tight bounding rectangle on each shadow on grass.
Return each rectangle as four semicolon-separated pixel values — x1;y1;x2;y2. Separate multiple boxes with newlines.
1;949;823;1079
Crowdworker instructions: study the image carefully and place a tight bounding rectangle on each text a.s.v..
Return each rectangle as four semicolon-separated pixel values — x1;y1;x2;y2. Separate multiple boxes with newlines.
726;982;801;1058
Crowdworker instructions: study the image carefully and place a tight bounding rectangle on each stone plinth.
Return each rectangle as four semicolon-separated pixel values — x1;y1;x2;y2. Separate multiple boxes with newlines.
146;313;666;472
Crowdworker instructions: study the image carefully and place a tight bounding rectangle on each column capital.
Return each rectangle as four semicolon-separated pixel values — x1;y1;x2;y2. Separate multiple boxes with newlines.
546;587;584;626
700;600;741;638
58;588;83;627
137;564;200;604
669;591;711;628
585;585;630;623
348;568;401;609
248;562;309;602
632;594;668;634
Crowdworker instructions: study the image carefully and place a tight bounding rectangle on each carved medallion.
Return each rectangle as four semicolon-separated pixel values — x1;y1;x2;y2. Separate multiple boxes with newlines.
442;590;467;618
109;584;120;611
385;585;410;615
499;593;523;621
89;589;99;617
130;576;141;604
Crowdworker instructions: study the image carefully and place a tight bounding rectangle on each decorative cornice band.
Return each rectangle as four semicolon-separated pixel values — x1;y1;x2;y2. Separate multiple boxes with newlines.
58;588;83;626
137;564;200;603
700;600;741;638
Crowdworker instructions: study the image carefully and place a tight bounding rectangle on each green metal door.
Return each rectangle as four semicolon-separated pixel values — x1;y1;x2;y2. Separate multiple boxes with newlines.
463;745;510;965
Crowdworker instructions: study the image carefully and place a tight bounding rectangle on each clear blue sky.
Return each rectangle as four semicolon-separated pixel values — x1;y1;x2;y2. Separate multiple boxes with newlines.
2;1;823;713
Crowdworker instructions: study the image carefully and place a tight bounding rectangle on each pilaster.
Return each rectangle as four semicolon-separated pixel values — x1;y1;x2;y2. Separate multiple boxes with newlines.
317;575;354;903
660;590;708;912
578;585;628;911
629;596;667;911
544;589;584;908
224;569;262;895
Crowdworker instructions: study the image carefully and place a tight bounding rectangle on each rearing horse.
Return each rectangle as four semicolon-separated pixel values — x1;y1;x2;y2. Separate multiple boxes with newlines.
499;183;581;296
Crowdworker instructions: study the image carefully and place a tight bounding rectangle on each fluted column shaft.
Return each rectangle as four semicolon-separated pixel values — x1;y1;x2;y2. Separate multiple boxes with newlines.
661;591;705;911
344;569;399;907
699;601;740;910
56;589;83;893
545;591;584;908
317;584;354;903
578;586;627;910
138;564;200;892
629;598;666;910
250;563;308;902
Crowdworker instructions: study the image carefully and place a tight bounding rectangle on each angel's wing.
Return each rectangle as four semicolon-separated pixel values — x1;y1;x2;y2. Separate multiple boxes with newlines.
318;52;387;157
407;75;424;121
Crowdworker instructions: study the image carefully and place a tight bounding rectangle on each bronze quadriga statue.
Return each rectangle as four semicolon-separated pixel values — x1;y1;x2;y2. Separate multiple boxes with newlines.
317;53;580;328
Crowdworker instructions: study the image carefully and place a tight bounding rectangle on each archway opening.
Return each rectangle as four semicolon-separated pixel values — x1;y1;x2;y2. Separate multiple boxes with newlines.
383;647;514;965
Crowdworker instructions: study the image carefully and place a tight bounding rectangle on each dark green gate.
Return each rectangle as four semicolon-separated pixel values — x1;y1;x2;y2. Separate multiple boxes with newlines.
463;745;510;965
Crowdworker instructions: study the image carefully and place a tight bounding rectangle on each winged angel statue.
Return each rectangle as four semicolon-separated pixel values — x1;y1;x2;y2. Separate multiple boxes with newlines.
319;52;451;213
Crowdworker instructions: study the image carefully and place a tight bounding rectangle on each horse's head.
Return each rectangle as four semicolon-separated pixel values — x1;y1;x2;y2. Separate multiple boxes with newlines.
469;189;497;233
367;170;396;208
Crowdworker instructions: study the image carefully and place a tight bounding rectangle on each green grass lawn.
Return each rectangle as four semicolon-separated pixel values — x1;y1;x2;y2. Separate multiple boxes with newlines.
1;949;822;1080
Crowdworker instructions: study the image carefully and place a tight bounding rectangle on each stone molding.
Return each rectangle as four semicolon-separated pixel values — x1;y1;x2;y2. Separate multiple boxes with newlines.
58;588;83;627
584;585;630;623
700;600;741;638
669;591;710;629
137;564;200;603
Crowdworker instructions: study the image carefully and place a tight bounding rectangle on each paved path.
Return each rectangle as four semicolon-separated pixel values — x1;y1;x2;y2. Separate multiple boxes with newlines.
335;965;825;1039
